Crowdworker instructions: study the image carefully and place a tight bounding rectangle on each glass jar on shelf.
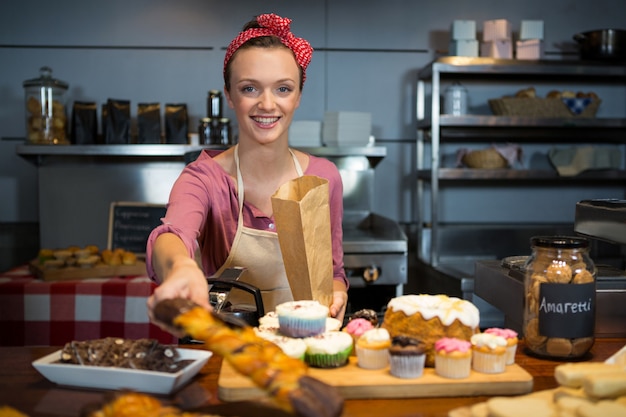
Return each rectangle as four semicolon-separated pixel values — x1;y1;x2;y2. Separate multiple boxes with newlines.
23;66;69;145
523;236;596;359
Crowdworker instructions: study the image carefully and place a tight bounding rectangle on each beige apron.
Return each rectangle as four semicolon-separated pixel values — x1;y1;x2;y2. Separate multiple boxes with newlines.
213;145;303;313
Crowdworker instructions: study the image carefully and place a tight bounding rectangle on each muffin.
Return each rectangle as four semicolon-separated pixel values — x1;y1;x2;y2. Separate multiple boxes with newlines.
259;311;341;334
342;318;374;353
257;311;280;333
304;331;353;368
471;333;507;374
484;327;518;365
254;329;307;361
388;336;426;379
350;309;379;326
355;328;391;370
275;300;329;338
434;337;472;379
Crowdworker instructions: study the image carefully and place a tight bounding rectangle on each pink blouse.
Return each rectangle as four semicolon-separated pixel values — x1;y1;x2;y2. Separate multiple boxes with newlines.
146;149;348;289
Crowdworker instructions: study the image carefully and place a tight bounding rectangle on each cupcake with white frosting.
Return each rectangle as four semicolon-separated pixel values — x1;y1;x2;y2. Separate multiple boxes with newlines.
276;300;329;338
471;333;507;374
303;331;353;368
355;328;392;369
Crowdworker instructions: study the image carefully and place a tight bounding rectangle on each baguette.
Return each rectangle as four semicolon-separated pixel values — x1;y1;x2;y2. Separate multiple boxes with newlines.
583;372;626;399
554;363;625;388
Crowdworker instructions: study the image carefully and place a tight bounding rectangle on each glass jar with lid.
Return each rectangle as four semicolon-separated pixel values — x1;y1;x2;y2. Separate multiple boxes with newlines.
23;66;69;144
523;236;596;359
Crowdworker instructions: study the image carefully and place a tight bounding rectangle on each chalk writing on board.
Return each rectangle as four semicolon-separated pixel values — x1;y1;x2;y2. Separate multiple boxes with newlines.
108;202;166;253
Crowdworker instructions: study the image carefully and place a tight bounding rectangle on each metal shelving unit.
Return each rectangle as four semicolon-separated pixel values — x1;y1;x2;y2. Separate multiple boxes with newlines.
416;57;626;268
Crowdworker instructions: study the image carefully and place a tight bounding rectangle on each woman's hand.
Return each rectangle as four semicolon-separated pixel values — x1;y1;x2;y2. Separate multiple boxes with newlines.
146;258;211;333
329;280;348;323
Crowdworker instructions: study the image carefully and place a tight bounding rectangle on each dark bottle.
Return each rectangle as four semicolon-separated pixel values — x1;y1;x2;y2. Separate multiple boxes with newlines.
207;90;223;119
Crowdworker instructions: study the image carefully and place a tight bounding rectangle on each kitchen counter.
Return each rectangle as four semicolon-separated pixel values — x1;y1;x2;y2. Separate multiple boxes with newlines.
0;338;623;417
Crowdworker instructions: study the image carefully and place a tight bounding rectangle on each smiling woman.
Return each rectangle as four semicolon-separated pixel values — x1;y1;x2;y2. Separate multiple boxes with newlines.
145;13;349;327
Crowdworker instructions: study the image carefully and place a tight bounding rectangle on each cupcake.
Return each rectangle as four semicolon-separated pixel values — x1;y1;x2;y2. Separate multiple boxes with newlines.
257;311;280;333
304;331;353;368
484;328;518;365
325;317;343;332
434;337;472;379
254;329;307;361
275;300;329;338
350;309;379;326
388;336;426;378
471;333;507;374
259;311;341;334
342;318;374;353
355;328;391;369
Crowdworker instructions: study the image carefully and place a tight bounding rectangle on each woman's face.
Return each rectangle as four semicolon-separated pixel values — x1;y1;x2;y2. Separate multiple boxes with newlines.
225;46;302;146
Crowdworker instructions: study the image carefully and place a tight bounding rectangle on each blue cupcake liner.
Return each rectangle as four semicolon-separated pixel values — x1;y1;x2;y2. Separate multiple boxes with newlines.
278;315;327;338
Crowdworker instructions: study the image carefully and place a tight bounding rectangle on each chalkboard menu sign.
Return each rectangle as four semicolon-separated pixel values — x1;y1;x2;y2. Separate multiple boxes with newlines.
107;202;167;254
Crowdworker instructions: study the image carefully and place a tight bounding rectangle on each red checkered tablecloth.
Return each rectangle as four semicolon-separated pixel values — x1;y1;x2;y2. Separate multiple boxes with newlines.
0;265;177;346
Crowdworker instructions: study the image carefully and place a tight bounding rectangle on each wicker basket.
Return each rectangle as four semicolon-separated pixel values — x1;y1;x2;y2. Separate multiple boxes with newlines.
462;148;508;169
488;98;601;118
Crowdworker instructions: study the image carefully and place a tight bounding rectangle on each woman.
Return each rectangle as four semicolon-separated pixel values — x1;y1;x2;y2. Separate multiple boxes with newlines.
146;13;348;325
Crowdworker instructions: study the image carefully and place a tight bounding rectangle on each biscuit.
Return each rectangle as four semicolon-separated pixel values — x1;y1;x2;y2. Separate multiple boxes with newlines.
573;270;594;284
583;372;626;399
545;261;572;283
486;396;554;417
555;363;625;388
571;337;595;357
524;318;547;349
576;400;626;417
546;338;573;357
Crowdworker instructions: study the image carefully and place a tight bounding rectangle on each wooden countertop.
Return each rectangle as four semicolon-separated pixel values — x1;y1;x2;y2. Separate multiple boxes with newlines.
0;339;624;417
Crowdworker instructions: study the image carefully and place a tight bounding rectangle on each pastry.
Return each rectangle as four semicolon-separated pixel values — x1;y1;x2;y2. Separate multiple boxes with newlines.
304;331;353;368
434;337;472;379
388;336;426;378
471;333;507;374
59;337;190;373
350;308;379;326
515;87;536;98
355;328;391;370
483;328;518;365
342;318;374;354
154;298;344;417
276;300;329;338
381;294;480;367
554;362;625;388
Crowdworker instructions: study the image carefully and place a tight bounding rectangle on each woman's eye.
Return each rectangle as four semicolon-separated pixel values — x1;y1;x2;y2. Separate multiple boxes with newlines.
241;86;256;94
277;86;291;94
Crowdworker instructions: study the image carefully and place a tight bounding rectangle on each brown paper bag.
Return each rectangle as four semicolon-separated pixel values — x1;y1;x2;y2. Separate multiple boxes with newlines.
271;175;334;308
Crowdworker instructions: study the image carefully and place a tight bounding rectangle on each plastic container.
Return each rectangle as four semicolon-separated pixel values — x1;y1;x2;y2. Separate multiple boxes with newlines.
523;236;596;359
23;66;69;144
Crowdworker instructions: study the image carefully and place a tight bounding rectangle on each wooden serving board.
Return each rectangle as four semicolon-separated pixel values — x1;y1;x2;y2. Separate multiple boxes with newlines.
29;260;148;281
218;357;533;401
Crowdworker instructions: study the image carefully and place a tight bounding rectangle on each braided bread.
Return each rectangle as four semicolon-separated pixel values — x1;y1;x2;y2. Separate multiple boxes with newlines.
154;298;344;417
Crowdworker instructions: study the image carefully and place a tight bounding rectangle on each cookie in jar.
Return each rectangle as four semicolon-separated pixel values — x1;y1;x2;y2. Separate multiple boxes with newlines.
523;236;596;359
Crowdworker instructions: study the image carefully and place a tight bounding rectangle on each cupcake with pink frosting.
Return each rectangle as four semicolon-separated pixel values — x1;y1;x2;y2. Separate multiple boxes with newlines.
342;318;374;354
484;327;518;365
434;337;472;379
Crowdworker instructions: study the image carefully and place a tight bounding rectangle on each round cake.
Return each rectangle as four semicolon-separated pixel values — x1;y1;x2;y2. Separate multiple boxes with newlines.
382;294;480;367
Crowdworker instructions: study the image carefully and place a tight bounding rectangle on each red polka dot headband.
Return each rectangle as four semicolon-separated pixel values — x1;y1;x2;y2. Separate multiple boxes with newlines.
224;13;313;83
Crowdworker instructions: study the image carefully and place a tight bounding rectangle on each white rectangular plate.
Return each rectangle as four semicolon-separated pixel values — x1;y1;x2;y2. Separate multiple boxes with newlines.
32;348;212;394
